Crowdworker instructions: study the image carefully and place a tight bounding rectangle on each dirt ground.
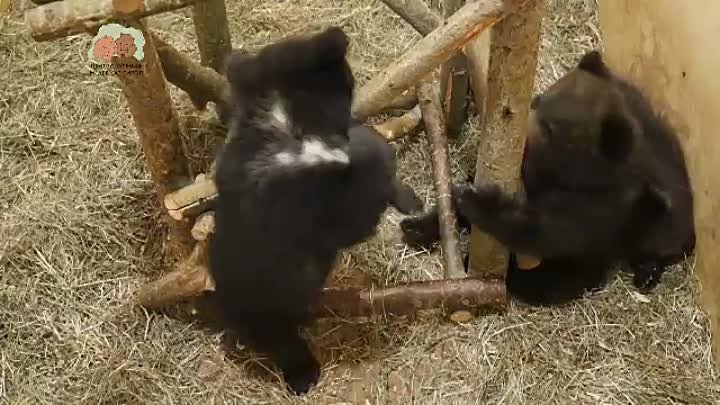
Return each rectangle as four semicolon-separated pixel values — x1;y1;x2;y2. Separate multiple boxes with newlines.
2;0;720;404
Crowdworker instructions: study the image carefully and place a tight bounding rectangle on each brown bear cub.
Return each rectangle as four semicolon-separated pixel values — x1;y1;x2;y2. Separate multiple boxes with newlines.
400;50;695;306
208;27;421;395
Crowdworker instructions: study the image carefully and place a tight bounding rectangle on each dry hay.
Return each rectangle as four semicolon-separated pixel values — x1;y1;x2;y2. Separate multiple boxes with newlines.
1;0;719;404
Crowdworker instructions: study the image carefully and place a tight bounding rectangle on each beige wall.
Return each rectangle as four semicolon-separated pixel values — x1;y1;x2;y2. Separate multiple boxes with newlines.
598;0;720;364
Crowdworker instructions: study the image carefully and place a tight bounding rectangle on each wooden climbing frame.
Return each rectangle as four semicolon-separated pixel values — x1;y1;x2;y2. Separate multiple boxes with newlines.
24;0;543;322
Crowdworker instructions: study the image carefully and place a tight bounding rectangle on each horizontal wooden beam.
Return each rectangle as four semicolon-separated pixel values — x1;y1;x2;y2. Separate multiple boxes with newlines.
25;0;201;41
311;278;507;318
137;252;507;317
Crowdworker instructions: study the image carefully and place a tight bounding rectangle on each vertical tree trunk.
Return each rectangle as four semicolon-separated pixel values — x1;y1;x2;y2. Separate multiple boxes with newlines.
192;0;232;73
113;19;195;259
439;0;470;138
466;0;543;277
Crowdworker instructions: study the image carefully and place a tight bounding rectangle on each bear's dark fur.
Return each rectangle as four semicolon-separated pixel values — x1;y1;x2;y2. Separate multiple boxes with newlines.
209;27;421;394
400;50;695;306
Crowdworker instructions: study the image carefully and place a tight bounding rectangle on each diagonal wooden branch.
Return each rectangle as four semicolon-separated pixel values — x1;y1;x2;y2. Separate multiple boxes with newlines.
351;0;505;121
378;0;442;36
377;0;500;134
151;32;230;111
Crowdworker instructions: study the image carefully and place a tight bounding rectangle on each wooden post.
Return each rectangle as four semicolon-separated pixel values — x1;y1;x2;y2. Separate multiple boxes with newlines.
464;29;491;127
598;0;720;369
192;0;232;73
113;19;195;258
466;0;542;277
439;0;470;137
417;80;466;280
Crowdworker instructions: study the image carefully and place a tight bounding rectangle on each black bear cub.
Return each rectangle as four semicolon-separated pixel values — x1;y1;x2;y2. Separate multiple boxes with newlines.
400;50;695;306
208;27;421;395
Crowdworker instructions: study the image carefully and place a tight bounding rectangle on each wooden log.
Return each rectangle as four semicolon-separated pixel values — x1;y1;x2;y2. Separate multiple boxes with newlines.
192;0;232;73
151;32;230;111
373;105;422;141
466;0;542;278
311;278;507;318
379;0;442;36
191;211;215;241
164;173;217;222
138;257;506;316
384;89;419;113
418;79;466;279
351;0;505;121
136;241;215;309
378;0;490;129
24;0;200;41
136;208;507;316
113;19;195;258
463;29;491;126
439;0;469;138
597;0;720;369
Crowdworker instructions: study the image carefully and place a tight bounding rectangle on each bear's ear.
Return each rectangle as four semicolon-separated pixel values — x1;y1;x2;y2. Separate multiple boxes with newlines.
254;27;349;78
599;112;635;162
312;26;349;62
578;50;612;78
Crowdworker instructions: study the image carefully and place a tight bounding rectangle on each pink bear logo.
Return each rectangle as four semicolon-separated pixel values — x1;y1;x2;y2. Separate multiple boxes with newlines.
93;36;116;62
114;33;138;59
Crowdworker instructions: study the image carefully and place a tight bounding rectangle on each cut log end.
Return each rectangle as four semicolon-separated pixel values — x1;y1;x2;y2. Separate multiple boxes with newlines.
373;105;422;141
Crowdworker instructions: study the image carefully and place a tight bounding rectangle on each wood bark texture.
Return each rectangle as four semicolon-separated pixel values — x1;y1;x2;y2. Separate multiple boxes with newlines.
440;0;469;138
136;241;214;309
152;32;230;111
418;80;466;280
351;0;505;121
463;28;491;125
25;0;200;41
467;0;542;277
192;0;232;73
379;0;442;36
113;20;194;258
138;260;507;317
